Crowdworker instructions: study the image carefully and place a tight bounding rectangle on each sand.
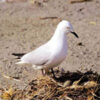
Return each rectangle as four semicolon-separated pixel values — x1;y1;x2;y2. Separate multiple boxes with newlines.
0;0;100;89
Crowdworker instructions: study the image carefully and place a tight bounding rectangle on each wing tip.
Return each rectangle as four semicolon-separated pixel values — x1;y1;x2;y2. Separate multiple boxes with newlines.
16;61;25;65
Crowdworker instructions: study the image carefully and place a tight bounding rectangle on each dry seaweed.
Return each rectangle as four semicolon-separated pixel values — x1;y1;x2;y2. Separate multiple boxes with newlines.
0;70;100;100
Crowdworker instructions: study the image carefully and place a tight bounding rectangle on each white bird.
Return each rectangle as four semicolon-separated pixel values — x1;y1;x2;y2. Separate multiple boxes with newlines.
16;20;78;76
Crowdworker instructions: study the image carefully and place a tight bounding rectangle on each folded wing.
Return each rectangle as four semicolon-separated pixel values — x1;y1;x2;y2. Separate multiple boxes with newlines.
17;44;51;66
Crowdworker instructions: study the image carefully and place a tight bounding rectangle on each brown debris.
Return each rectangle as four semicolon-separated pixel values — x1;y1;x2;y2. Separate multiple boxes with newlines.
69;0;93;4
39;17;59;20
0;71;100;100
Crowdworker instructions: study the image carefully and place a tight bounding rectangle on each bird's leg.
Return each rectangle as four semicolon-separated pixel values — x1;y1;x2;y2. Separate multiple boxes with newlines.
45;69;50;75
41;69;45;76
51;68;56;78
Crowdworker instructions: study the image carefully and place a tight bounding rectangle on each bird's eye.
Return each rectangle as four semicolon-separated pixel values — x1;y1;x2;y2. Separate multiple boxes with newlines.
67;27;70;29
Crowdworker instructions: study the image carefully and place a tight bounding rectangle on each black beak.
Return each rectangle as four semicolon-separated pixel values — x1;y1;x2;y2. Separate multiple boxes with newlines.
71;32;79;38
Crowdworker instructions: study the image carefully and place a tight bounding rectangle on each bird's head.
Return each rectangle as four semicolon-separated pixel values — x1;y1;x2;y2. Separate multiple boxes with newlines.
57;20;79;38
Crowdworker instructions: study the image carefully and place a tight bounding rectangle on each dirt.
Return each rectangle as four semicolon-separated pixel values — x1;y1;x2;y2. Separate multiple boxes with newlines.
0;0;100;94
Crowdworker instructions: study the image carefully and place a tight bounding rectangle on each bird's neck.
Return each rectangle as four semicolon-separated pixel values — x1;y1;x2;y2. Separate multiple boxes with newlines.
50;29;67;43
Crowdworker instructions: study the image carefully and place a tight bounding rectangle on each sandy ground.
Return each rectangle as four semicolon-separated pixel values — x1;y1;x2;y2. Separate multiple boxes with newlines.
0;0;100;89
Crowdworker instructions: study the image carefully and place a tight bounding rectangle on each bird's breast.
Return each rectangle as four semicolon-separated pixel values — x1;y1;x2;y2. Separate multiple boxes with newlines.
53;44;67;61
47;41;67;67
